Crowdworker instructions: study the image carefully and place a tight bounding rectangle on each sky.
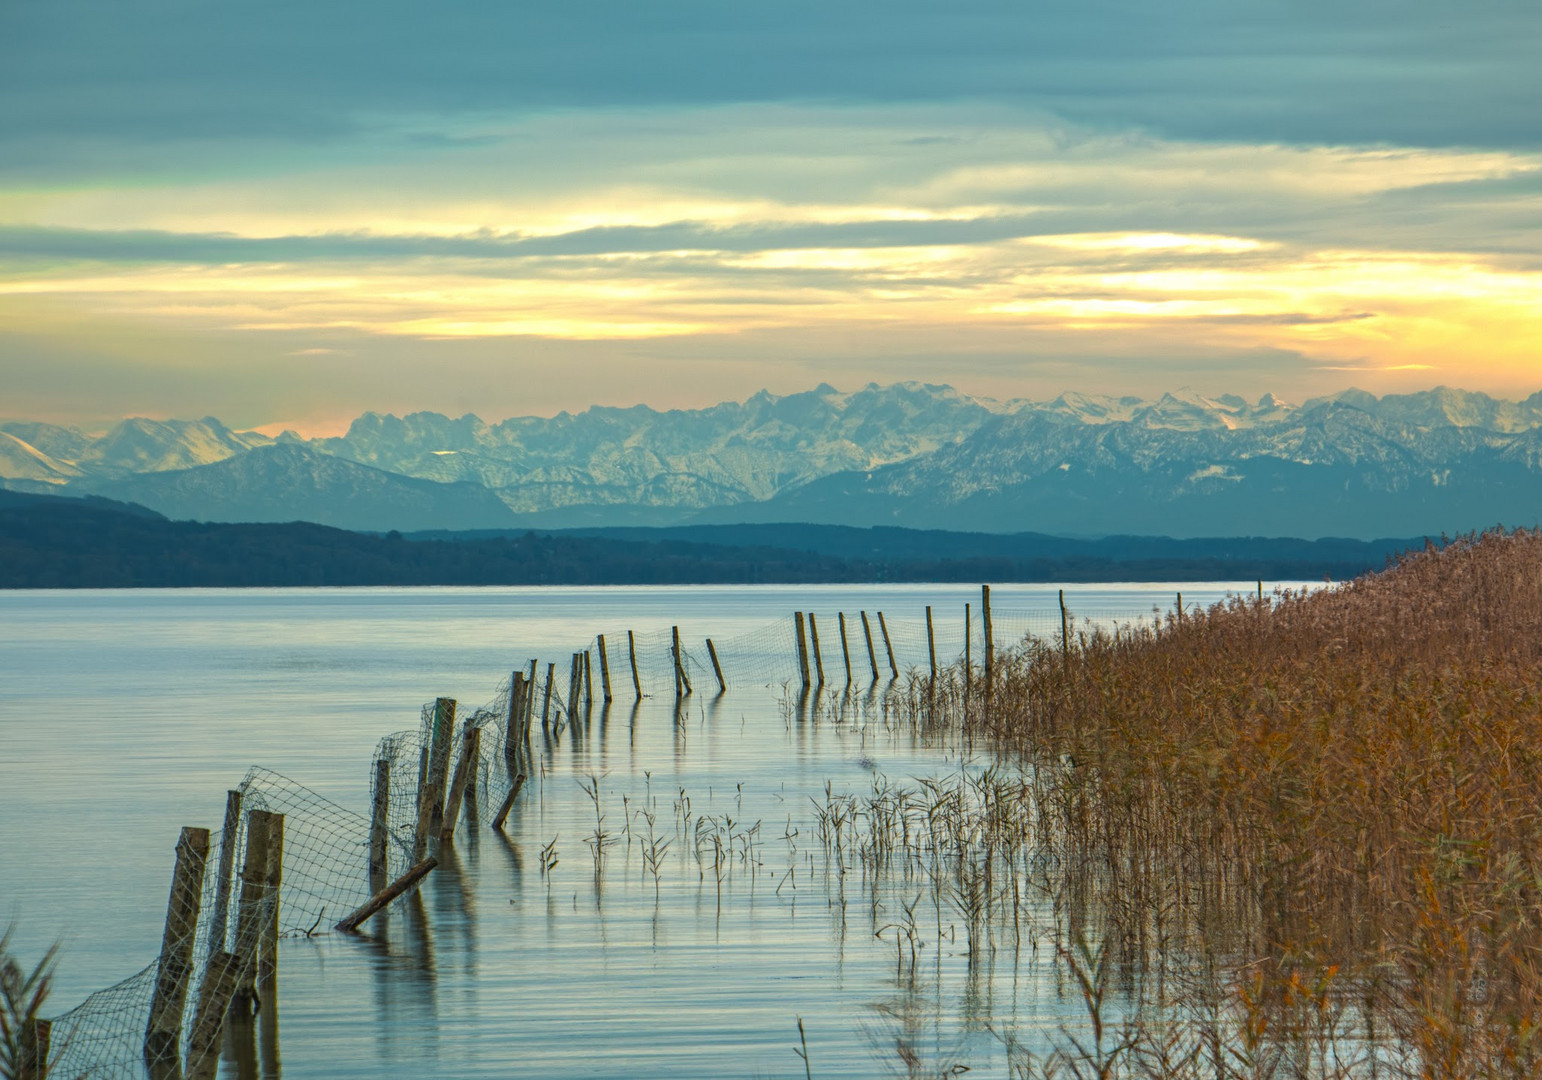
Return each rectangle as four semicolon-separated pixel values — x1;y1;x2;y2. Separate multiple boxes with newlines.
2;0;1540;431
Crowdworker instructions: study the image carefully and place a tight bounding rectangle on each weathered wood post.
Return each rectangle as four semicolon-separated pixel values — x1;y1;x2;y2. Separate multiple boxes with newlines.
1176;591;1183;621
369;759;390;893
1059;588;1070;663
793;612;812;689
506;671;528;771
414;698;455;859
441;724;481;841
706;638;727;693
964;602;972;685
672;626;693;695
583;650;594;710
877;611;898;680
208;789;243;960
981;585;994;684
925;605;937;679
541;662;555;729
336;858;438;932
628;630;643;699
597;634;614;703
186;952;240;1080
19;1018;50;1080
807;613;826;686
567;653;582;720
859;611;879;682
838;612;853;686
144;827;210;1076
233;809;283;1013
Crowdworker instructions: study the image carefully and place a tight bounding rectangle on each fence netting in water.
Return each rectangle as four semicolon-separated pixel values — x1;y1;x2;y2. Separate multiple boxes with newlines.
40;591;1214;1078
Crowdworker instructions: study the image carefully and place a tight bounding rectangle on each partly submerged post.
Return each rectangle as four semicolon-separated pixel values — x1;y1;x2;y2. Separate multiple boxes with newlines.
1059;588;1070;662
441;724;481;842
671;626;693;695
706;638;726;693
838;612;853;686
859;611;879;683
628;630;643;699
208;789;243;960
369;758;390;893
877;611;898;680
793;612;812;689
567;653;582;720
414;698;455;859
981;584;994;684
186;952;240;1080
597;634;614;703
925;605;937;679
506;670;528;772
807;614;826;686
233;809;283;1013
336;858;438;933
144;826;211;1076
583;650;594;709
542;662;555;729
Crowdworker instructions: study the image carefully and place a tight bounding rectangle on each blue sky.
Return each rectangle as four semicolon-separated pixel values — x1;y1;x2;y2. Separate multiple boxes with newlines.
2;0;1539;429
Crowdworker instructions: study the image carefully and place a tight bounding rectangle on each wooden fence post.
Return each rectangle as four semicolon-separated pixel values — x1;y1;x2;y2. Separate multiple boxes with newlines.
542;662;555;729
208;789;242;960
838;612;853;686
186;952;240;1080
964;602;972;685
877;611;898;680
597;635;614;703
370;759;390;893
233;809;283;1013
807;613;826;686
414;698;455;859
567;653;582;719
144;826;210;1076
1059;588;1069;662
441;725;481;841
926;605;937;679
793;612;811;688
982;585;994;684
336;858;438;933
860;611;879;682
628;630;642;699
506;671;528;772
706;638;726;693
583;650;594;709
672;626;693;695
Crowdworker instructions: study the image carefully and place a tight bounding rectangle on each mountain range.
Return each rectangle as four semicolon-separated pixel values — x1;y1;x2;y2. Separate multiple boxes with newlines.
5;383;1542;538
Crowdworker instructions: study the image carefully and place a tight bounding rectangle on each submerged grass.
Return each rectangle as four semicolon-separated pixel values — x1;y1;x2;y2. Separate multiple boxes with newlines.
851;530;1542;1077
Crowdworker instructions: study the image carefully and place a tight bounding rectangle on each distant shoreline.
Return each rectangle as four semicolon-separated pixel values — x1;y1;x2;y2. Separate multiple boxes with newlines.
0;488;1427;589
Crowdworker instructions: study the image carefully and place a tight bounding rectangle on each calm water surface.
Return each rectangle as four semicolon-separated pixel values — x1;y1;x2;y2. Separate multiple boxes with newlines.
0;583;1289;1077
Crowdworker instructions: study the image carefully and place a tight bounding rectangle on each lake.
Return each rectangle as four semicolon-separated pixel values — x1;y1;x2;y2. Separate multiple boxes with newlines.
0;582;1286;1077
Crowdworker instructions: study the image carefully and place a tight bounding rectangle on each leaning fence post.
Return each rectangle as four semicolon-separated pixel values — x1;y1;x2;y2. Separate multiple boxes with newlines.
672;626;693;695
144;826;210;1076
186;952;240;1080
208;789;242;960
370;758;390;893
877;611;899;680
567;653;582;721
860;611;879;682
926;605;937;679
597;635;614;703
336;858;438;933
838;612;853;686
793;612;812;688
441;724;481;841
706;638;727;693
981;585;994;684
807;614;826;686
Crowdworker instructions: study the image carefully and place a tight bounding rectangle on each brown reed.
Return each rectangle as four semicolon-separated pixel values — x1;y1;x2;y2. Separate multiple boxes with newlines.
915;529;1542;1076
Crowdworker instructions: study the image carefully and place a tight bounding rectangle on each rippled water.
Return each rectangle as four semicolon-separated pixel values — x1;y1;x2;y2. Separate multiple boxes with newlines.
0;582;1280;1077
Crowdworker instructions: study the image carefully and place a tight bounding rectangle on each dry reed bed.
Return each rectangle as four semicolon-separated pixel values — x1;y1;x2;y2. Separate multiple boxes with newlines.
838;531;1542;1077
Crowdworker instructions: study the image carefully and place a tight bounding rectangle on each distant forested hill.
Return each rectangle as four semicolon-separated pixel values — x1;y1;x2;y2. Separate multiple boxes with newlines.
0;490;1425;588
